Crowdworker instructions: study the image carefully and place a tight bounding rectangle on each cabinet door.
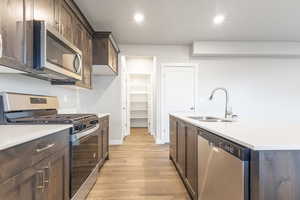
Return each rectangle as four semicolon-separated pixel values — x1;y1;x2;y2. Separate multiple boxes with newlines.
25;0;34;69
0;0;25;68
46;147;69;200
169;116;177;161
76;31;92;89
60;1;73;42
108;40;118;72
73;20;84;50
34;0;60;31
177;120;186;177
85;33;92;88
0;147;69;200
0;156;49;200
99;125;103;163
186;124;198;199
103;118;109;159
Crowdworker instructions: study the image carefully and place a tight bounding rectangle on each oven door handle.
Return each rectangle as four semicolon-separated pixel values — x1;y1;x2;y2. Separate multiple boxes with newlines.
72;124;99;141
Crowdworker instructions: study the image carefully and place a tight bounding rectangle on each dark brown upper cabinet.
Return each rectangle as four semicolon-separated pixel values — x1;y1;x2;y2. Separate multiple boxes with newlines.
34;0;61;31
93;32;120;75
0;0;102;89
0;0;34;72
76;29;93;89
60;1;74;43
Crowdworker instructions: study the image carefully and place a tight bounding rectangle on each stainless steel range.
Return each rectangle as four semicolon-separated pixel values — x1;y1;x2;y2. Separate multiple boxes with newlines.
0;92;100;200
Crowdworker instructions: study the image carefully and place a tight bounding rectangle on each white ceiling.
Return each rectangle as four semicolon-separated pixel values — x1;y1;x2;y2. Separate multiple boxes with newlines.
75;0;300;45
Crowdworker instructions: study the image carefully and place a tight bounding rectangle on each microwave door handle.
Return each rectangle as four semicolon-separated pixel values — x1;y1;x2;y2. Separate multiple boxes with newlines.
75;53;82;74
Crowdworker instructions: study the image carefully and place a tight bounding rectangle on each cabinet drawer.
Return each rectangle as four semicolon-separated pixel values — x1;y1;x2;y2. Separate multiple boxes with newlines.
0;129;69;183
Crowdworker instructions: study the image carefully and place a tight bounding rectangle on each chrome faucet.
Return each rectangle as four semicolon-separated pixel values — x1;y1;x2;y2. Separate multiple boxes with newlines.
209;87;231;118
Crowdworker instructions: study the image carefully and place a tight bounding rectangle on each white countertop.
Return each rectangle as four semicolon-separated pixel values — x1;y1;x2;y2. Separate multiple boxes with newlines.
98;113;110;118
171;113;300;151
0;125;72;151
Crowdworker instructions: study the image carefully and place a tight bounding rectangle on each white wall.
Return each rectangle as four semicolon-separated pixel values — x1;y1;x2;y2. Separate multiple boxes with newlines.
126;57;154;74
193;58;300;122
120;44;300;143
0;74;79;113
0;73;123;144
77;75;122;143
3;44;300;144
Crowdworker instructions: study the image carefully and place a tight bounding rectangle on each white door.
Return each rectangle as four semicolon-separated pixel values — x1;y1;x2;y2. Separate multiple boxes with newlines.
162;65;197;143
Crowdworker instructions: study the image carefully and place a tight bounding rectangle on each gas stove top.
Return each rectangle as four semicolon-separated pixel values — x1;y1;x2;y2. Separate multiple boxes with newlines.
8;114;97;124
0;93;99;134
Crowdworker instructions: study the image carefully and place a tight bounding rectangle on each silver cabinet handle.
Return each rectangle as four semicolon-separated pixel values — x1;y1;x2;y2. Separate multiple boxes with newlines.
43;164;50;185
36;170;45;191
36;143;55;153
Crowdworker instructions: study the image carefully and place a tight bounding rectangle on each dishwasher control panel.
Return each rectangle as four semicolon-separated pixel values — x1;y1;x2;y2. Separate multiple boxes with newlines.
199;129;250;161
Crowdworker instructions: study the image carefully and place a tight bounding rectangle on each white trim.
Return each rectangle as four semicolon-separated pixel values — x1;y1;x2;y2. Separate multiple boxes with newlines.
155;137;165;145
160;63;199;144
121;55;156;135
109;139;123;145
121;56;129;139
193;41;300;57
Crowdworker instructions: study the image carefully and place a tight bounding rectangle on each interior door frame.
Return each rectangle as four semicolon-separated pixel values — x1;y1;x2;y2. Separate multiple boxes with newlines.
121;55;157;138
160;63;198;144
121;56;130;139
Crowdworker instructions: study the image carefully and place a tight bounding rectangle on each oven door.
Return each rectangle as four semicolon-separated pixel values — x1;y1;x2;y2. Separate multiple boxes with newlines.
33;21;82;81
70;125;99;198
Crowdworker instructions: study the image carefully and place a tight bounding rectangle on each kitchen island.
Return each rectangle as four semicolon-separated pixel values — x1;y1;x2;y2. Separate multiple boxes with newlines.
170;113;300;200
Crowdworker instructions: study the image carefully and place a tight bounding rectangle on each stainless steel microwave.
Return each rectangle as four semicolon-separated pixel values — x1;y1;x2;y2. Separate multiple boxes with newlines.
33;21;82;82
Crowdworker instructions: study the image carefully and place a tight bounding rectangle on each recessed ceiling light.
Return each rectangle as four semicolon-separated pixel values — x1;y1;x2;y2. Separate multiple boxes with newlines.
213;14;225;25
134;13;144;24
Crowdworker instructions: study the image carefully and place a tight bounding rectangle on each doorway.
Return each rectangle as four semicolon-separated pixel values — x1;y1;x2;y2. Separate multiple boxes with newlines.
161;64;198;143
121;56;155;138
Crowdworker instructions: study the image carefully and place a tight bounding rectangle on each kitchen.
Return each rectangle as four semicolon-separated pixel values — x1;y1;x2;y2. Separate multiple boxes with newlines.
1;0;300;200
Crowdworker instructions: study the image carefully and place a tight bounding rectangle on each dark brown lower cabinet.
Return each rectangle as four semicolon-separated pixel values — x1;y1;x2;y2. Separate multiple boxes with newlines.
98;116;110;169
0;130;70;200
0;147;69;200
46;147;69;200
103;117;109;159
177;120;186;177
169;116;177;161
170;117;198;200
0;162;43;200
250;150;300;200
185;124;198;200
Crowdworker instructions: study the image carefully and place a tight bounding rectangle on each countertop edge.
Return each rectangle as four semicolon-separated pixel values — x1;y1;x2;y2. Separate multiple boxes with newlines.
0;125;72;151
170;113;300;151
98;113;110;118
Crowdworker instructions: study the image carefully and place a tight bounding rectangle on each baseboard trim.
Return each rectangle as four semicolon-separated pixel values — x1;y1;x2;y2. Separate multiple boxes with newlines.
155;138;164;144
109;139;123;145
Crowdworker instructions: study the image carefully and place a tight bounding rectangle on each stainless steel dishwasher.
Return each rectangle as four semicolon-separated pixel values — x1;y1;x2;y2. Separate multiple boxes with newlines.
198;130;250;200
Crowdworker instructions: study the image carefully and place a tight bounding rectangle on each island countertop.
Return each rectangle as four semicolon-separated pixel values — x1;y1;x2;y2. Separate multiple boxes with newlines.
171;113;300;151
0;125;72;151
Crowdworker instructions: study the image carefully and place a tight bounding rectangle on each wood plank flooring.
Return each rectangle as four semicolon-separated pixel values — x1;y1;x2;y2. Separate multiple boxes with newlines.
87;128;190;200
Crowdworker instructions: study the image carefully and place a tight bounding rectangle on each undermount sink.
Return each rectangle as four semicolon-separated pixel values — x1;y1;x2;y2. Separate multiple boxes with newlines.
188;116;234;122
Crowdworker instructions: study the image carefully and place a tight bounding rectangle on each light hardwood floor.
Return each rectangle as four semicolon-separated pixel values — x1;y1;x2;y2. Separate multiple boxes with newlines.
87;128;190;200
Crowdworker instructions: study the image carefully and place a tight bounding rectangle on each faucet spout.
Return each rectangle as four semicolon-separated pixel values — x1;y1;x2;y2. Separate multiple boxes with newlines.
209;87;230;118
